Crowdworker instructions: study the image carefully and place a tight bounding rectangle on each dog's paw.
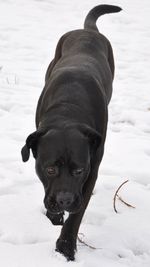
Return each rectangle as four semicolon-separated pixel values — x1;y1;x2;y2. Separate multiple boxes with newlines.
46;211;64;225
56;237;76;261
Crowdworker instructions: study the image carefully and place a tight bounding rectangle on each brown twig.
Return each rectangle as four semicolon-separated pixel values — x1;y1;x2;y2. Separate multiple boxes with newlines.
113;180;135;213
117;194;135;209
78;233;101;250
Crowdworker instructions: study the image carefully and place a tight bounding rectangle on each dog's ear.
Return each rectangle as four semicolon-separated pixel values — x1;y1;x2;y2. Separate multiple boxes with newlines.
79;124;102;151
21;130;45;162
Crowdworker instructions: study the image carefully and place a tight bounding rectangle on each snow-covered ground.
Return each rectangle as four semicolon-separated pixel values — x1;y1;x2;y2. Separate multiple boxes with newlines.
0;0;150;266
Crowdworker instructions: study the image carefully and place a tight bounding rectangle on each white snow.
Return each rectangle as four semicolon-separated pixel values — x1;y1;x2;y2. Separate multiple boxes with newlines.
0;0;150;266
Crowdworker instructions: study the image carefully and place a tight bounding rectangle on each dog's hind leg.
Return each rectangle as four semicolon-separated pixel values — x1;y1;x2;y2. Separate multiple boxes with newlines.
45;32;71;83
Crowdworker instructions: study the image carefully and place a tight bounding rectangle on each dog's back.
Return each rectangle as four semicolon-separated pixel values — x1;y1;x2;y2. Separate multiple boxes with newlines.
36;5;121;128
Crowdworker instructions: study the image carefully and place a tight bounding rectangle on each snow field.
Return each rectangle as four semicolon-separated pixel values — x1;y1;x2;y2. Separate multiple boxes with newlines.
0;0;150;266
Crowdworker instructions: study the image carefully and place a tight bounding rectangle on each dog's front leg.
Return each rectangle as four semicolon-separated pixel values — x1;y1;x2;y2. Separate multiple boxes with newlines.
56;163;100;261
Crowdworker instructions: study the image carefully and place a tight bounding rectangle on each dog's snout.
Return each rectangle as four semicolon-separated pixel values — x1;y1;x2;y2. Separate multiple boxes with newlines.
56;192;74;210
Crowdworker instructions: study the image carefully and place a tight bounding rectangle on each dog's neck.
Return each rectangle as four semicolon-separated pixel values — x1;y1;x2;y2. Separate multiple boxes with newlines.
37;102;94;131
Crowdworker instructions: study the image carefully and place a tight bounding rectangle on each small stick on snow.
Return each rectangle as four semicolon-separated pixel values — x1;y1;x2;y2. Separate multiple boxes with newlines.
77;233;101;250
117;194;135;209
113;180;135;213
78;236;96;250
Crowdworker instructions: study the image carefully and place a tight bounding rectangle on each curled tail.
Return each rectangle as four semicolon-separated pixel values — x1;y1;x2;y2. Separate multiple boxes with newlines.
84;4;122;32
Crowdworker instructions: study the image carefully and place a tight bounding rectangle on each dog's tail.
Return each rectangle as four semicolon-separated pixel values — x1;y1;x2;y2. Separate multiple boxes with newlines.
84;4;122;32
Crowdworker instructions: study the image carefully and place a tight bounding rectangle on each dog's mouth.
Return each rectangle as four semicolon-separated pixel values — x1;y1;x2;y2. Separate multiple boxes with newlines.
44;196;60;214
44;194;82;214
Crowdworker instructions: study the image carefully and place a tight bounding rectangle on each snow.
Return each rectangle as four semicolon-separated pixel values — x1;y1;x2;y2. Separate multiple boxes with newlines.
0;0;150;266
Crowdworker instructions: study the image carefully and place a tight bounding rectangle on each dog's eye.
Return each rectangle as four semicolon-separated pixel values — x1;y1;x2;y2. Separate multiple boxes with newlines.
72;168;84;176
46;166;56;176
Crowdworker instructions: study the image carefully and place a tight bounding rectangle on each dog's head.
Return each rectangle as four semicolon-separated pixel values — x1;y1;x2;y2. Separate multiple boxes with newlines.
21;125;101;214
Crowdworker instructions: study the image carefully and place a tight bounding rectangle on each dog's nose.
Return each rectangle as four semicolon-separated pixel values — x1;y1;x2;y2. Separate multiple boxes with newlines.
56;192;74;210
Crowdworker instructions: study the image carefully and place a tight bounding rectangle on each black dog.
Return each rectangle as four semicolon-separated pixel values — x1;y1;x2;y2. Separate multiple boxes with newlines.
21;4;121;261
